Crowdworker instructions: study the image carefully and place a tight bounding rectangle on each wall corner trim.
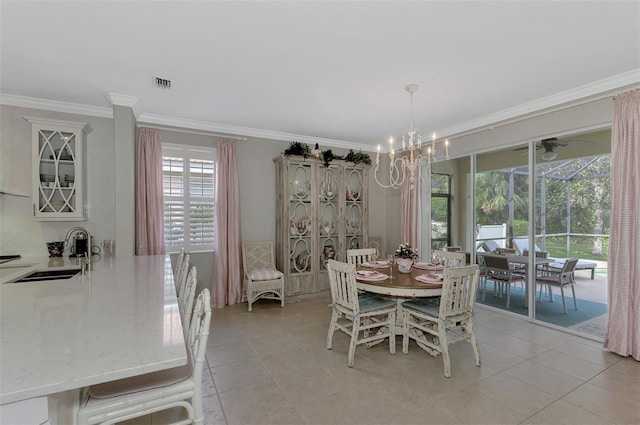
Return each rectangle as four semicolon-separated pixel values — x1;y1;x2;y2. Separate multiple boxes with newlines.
104;93;141;119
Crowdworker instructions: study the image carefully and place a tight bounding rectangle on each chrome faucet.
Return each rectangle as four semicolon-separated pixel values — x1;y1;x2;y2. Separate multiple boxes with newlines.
64;226;92;260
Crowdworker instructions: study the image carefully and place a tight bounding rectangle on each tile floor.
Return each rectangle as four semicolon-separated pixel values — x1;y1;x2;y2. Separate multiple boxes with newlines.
123;295;639;425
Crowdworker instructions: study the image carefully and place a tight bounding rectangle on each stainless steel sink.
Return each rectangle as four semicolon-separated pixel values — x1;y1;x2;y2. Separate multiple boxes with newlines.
13;268;81;283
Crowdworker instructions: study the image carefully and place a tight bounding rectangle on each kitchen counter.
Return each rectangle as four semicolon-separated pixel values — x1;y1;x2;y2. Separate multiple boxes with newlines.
0;254;187;407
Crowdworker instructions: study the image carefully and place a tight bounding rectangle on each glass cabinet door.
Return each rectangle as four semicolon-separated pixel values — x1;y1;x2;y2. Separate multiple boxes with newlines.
288;163;312;274
36;130;77;214
28;117;88;221
319;166;340;269
345;168;364;251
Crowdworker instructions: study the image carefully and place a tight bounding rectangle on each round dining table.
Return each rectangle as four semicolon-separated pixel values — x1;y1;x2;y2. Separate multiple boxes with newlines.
356;263;443;335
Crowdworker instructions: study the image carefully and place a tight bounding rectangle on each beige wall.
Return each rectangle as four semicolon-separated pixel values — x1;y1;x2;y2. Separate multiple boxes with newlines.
1;94;615;291
0;104;115;257
0;104;383;294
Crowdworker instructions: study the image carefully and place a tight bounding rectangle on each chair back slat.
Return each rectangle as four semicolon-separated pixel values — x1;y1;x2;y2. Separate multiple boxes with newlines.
433;250;466;266
440;265;480;318
327;259;359;315
346;248;376;265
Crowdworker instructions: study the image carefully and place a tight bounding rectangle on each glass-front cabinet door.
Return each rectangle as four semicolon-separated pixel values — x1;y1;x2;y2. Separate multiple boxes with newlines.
289;162;312;272
344;167;366;253
318;165;340;272
27;117;90;221
274;155;369;296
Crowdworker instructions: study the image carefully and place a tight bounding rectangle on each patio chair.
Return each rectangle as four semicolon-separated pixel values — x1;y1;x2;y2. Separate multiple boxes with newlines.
242;241;285;312
512;238;541;255
326;259;396;367
476;252;490;301
522;250;550;275
536;258;579;314
494;247;516;256
480;240;500;252
401;265;481;377
483;254;525;308
78;289;212;425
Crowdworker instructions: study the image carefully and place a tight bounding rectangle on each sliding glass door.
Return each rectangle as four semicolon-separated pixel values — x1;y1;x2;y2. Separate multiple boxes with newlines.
475;142;530;317
471;128;611;339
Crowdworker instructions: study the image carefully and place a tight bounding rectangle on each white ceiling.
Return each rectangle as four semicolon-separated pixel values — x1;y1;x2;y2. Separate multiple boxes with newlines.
1;1;639;149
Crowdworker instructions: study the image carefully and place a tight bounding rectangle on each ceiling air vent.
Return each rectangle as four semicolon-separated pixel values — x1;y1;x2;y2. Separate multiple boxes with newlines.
154;76;171;89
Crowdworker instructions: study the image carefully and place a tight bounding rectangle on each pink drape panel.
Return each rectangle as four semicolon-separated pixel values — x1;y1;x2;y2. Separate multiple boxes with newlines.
135;128;166;256
212;139;243;308
604;89;640;360
400;156;421;252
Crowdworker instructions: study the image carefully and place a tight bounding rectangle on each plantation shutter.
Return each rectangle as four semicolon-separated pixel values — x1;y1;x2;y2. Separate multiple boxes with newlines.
162;144;216;252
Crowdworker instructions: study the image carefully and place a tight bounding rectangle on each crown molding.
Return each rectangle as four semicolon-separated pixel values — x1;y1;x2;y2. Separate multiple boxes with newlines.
4;69;638;151
0;93;113;118
437;69;640;140
137;112;374;152
104;92;141;118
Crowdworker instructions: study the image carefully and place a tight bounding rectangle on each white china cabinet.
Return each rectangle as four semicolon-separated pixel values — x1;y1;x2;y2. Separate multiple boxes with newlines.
274;155;369;296
26;117;91;221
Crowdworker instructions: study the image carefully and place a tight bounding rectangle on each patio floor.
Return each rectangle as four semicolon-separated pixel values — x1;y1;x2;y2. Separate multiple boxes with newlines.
478;266;608;339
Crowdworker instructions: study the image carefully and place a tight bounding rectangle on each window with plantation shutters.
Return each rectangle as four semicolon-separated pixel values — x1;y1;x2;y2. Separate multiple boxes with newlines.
162;144;216;252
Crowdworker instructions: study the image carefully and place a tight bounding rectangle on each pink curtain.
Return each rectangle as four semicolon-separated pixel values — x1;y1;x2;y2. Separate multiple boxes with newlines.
604;89;640;360
135;128;166;256
400;155;421;252
212;139;243;308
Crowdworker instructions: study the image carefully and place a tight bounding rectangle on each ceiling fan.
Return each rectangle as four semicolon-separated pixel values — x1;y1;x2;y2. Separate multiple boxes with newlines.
515;138;597;161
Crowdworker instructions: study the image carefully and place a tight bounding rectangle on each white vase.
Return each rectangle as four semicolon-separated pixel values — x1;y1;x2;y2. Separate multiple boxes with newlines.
396;258;413;273
398;265;412;273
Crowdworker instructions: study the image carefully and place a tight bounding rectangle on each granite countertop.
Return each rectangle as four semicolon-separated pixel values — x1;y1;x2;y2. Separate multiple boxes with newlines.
0;254;187;405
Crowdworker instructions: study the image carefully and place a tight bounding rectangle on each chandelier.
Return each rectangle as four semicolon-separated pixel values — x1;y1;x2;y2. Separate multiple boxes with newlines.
374;84;449;190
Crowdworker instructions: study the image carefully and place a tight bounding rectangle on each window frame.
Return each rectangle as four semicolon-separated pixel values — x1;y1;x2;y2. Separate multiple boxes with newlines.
162;143;217;253
431;172;452;250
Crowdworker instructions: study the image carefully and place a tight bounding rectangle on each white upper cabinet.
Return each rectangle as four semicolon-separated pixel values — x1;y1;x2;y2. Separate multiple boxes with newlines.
26;117;91;221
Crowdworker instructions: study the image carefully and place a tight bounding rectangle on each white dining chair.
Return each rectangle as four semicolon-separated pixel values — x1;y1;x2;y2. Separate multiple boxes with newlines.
433;250;466;266
77;288;212;425
175;253;191;296
326;259;396;367
402;265;480;377
179;266;198;335
242;241;285;312
173;247;185;275
346;247;377;265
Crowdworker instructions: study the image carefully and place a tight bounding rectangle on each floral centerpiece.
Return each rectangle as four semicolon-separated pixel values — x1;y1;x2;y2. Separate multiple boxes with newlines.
395;243;418;273
395;243;418;259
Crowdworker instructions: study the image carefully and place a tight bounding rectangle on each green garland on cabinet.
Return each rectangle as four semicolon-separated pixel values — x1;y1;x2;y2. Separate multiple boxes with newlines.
283;142;371;167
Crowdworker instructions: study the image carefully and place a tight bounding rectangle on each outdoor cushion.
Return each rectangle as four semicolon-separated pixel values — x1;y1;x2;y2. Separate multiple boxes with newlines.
548;259;597;270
